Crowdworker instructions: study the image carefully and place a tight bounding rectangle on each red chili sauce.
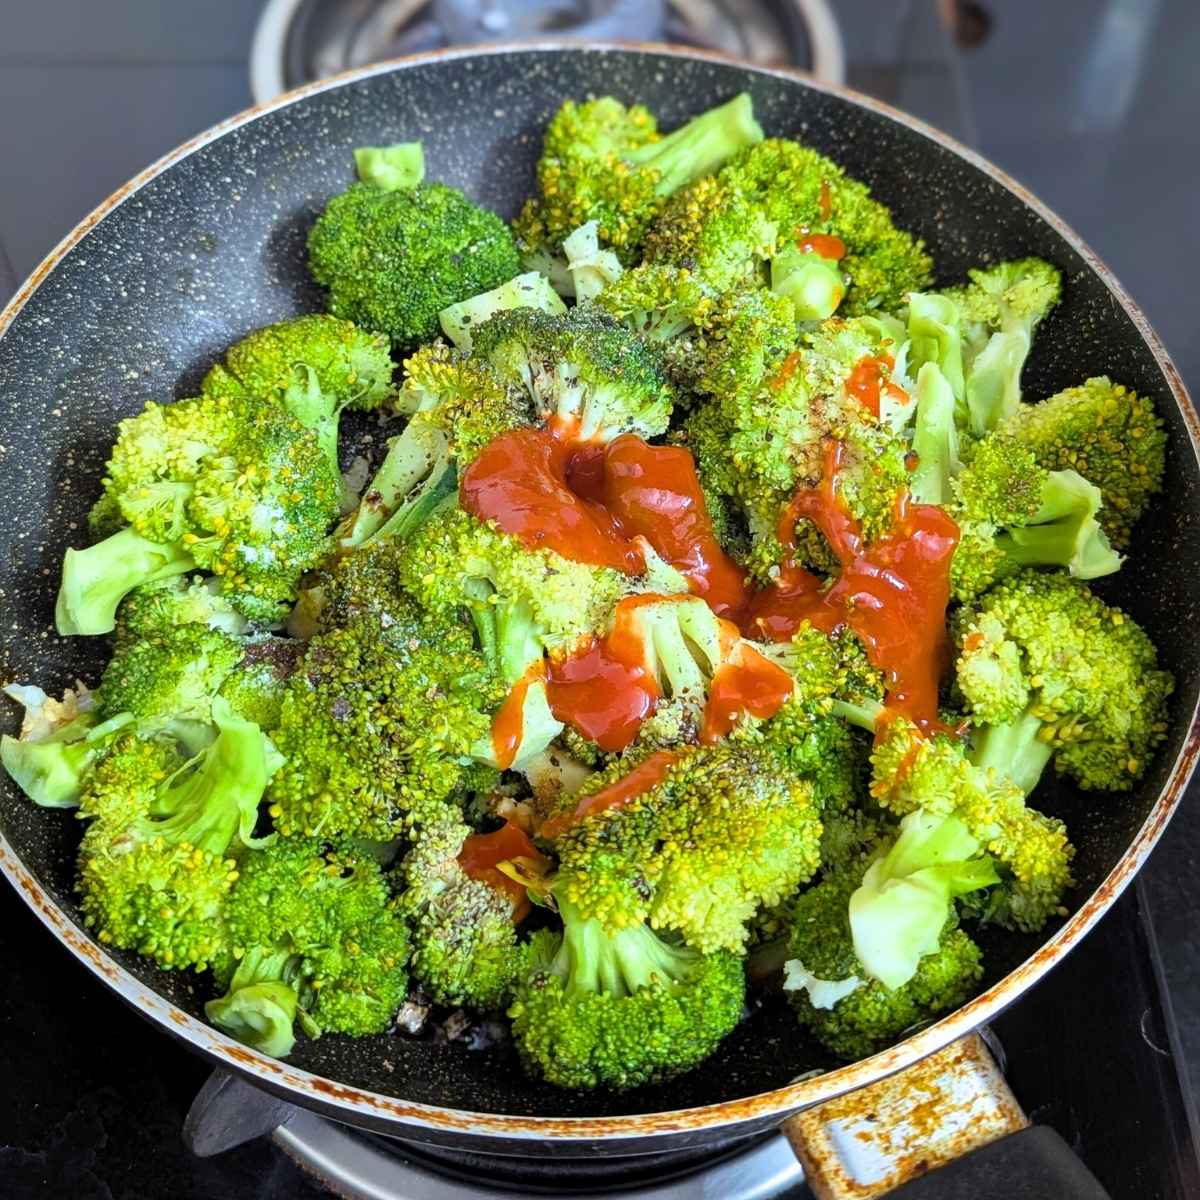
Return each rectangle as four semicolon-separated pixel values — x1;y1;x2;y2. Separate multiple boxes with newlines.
540;749;681;840
458;819;549;922
489;665;546;771
744;439;959;731
796;231;846;261
461;428;749;618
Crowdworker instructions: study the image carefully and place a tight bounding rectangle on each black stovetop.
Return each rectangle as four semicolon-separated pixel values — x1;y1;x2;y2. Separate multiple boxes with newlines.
2;2;1200;1196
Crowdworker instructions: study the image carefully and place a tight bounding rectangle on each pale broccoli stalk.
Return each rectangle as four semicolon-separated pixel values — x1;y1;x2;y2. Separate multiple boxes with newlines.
562;221;624;302
353;142;425;191
848;810;998;989
439;271;567;350
942;258;1062;436
907;362;961;505
906;292;966;411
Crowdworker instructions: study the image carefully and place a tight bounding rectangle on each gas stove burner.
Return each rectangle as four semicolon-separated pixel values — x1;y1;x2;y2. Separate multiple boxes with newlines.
274;1107;807;1198
249;0;845;102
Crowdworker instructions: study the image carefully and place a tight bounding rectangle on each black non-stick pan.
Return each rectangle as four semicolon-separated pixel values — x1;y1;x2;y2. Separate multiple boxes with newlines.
0;43;1196;1183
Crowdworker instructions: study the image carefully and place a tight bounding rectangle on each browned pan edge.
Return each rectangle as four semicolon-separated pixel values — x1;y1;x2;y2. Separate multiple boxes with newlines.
1;40;1197;1145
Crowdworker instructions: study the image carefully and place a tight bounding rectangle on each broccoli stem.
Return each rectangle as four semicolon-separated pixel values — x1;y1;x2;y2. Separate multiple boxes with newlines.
338;422;455;549
995;469;1122;580
142;699;271;853
769;244;844;321
205;945;301;1058
466;589;544;686
353;142;425;191
56;527;196;636
907;293;965;412
908;362;960;506
624;93;764;196
968;708;1054;795
0;711;132;809
964;330;1030;437
553;897;698;997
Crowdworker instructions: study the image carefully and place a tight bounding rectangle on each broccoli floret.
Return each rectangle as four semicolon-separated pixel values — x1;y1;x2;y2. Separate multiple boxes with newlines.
508;896;744;1090
548;741;822;953
713;318;912;564
399;501;629;666
115;575;254;642
267;603;504;841
308;174;520;351
954;570;1173;793
938;258;1062;435
216;635;303;731
76;699;275;972
60;393;341;634
471;306;675;443
865;713;1075;933
97;624;242;732
200;313;394;474
644;138;931;312
512;93;763;266
337;342;532;549
782;862;984;1061
206;838;410;1056
397;811;535;1009
998;377;1166;549
948;434;1122;602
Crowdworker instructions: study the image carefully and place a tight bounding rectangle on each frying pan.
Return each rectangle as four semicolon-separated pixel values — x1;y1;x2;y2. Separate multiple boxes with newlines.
0;41;1197;1187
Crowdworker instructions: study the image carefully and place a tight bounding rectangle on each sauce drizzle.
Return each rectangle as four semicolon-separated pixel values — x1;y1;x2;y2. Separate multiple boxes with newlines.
489;665;545;771
797;231;847;261
540;749;681;840
744;439;959;731
458;820;548;922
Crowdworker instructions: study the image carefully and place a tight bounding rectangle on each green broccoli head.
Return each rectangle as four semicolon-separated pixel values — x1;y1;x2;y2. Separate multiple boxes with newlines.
308;179;520;351
954;570;1173;793
76;700;275;972
868;714;1075;933
784;863;983;1060
60;392;341;635
471;306;675;444
646;137;931;313
512;93;763;266
399;502;628;665
267;612;504;841
998;377;1166;549
550;742;823;953
948;434;1122;602
115;576;253;643
201;312;394;437
397;810;527;1009
508;897;745;1090
97;624;243;730
207;837;410;1056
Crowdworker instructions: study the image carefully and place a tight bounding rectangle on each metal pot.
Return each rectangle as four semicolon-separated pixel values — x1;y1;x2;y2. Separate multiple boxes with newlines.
0;42;1196;1195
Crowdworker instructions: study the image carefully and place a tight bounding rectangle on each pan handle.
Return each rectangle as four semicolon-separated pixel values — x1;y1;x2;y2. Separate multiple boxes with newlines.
781;1031;1110;1199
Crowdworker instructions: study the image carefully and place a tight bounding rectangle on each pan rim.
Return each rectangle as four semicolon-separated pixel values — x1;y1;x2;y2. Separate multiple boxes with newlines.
1;39;1198;1143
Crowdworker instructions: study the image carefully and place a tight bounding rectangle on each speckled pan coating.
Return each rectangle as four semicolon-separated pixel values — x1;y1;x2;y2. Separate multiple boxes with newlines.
0;45;1197;1151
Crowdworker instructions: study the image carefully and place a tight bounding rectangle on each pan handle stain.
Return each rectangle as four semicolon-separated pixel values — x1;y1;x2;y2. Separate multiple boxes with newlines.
782;1031;1027;1199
